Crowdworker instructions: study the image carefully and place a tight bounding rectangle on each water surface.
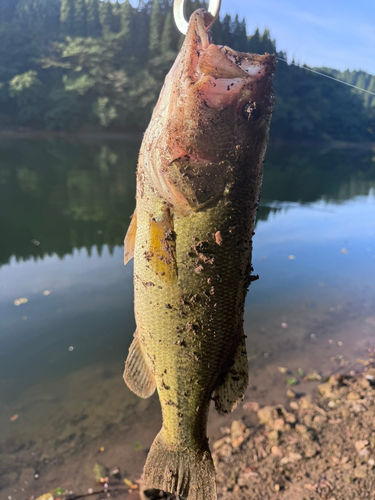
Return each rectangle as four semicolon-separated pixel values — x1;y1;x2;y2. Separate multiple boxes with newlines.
0;138;374;499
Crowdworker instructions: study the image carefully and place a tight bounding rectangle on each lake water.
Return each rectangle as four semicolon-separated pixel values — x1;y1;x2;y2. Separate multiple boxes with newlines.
0;137;375;499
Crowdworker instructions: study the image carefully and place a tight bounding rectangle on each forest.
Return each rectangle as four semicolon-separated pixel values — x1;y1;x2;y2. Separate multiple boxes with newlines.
0;0;374;141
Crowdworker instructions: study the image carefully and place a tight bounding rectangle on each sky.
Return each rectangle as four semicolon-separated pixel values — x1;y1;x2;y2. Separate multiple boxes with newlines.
127;0;375;75
218;0;375;74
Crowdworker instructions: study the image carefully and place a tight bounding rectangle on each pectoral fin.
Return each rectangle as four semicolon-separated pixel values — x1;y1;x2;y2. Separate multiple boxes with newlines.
124;329;156;398
124;209;137;265
148;208;177;283
213;334;248;414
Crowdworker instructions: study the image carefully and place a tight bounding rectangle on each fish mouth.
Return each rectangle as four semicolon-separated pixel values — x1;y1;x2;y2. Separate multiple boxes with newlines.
184;9;275;83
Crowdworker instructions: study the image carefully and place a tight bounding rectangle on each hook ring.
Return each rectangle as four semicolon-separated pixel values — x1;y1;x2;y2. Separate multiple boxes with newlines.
173;0;222;35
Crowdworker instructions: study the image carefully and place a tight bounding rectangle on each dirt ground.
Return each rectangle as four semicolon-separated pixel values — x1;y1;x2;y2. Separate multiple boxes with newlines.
32;359;375;500
140;366;375;500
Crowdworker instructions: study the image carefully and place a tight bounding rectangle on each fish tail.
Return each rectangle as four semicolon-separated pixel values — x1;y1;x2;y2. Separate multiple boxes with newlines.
142;430;217;500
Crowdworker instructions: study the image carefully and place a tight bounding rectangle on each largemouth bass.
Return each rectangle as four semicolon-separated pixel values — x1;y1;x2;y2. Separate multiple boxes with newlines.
123;8;276;500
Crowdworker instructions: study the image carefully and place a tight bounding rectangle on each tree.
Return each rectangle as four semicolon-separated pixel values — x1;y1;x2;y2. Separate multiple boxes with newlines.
9;70;45;123
100;0;114;34
160;11;173;54
221;14;233;48
120;0;133;37
60;0;75;36
231;16;247;52
74;0;88;37
149;0;163;54
87;0;102;38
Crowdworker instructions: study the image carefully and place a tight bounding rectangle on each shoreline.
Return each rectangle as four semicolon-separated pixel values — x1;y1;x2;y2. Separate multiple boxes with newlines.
29;353;375;500
0;128;374;149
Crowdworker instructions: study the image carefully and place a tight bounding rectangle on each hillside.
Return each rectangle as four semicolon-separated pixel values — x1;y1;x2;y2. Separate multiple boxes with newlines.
0;0;374;141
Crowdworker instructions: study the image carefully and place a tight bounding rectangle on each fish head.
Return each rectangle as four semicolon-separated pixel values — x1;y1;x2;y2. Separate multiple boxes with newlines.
143;9;276;212
163;8;277;164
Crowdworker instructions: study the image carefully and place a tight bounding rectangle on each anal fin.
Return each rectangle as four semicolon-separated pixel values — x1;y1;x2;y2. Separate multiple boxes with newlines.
124;329;156;398
124;209;137;265
213;334;248;414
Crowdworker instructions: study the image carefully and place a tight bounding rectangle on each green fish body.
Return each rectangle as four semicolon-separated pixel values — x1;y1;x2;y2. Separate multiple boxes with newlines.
124;9;276;500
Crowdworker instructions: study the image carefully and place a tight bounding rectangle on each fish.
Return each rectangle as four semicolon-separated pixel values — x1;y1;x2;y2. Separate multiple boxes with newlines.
123;8;276;500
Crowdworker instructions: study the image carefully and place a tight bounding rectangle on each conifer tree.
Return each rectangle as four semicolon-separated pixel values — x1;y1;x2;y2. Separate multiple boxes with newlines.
120;0;132;37
149;0;163;54
100;0;114;34
74;0;88;37
160;11;173;53
111;0;121;33
248;27;261;53
60;0;75;35
221;14;233;48
87;0;102;38
231;16;247;51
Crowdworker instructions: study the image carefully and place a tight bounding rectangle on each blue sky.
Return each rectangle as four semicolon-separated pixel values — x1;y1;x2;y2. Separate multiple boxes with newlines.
128;0;375;74
221;0;375;74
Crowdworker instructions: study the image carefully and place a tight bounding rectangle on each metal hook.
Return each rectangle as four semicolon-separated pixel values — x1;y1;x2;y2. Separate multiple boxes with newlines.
173;0;222;35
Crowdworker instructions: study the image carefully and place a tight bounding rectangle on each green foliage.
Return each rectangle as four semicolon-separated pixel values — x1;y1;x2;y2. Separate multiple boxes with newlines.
149;0;163;54
0;0;373;141
60;0;75;35
8;70;45;123
74;0;88;36
87;0;102;38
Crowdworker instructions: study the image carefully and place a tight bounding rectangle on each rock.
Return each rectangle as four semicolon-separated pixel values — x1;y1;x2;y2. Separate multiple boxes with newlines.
231;420;247;442
268;430;279;441
283;411;296;424
355;440;369;452
290;401;299;410
217;444;232;458
273;418;285;431
318;383;334;398
213;437;229;450
257;406;276;425
280;452;302;465
271;445;283;457
243;401;260;412
296;424;308;434
351;404;365;413
304;441;321;458
300;395;313;409
287;389;296;398
347;392;360;401
354;466;367;479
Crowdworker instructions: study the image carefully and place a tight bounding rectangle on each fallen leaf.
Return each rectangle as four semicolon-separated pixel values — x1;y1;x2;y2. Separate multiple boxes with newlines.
93;463;106;483
123;478;135;487
304;371;322;381
286;377;298;386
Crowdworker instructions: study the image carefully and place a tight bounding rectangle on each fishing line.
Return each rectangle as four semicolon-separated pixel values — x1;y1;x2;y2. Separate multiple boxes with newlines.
276;56;375;97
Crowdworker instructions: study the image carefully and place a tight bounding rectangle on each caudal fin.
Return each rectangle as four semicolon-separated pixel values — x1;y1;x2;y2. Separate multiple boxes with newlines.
143;430;217;500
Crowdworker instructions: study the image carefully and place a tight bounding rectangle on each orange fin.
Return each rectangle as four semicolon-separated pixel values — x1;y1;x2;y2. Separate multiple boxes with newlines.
124;209;137;265
148;208;177;283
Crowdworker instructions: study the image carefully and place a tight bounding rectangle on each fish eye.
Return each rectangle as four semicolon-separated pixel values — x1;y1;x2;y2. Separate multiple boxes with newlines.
242;102;261;122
